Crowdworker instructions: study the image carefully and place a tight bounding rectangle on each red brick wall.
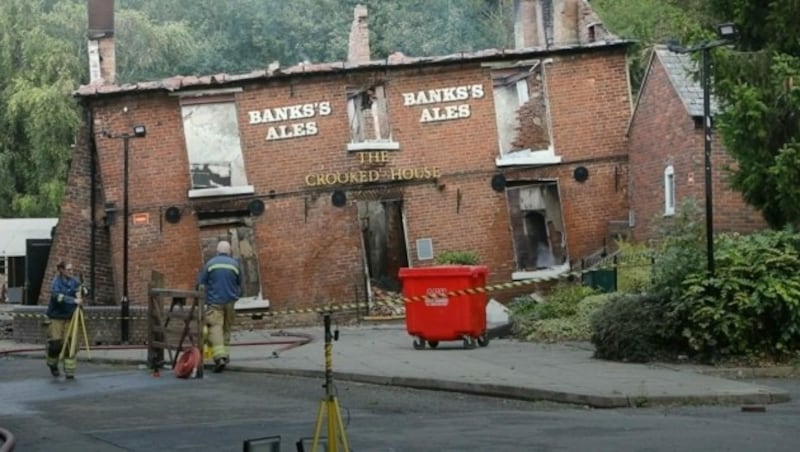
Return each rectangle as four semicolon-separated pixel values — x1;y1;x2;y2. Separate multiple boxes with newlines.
40;120;116;307
50;46;633;312
628;55;766;243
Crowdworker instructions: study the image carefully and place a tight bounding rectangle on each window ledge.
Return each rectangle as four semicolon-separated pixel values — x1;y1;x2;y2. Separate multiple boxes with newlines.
188;185;255;199
347;141;400;152
663;210;675;217
496;147;561;167
512;263;570;281
234;296;270;311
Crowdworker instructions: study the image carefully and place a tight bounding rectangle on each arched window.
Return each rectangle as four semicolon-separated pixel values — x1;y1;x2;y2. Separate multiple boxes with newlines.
664;165;675;216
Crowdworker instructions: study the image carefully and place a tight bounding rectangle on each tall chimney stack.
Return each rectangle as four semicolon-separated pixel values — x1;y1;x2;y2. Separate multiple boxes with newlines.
348;4;370;63
87;0;116;84
514;0;544;48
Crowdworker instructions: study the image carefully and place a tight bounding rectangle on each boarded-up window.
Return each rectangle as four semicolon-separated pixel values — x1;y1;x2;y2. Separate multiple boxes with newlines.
181;96;248;190
199;226;262;299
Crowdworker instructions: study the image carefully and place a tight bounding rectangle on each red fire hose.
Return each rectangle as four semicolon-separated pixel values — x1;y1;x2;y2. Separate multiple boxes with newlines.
0;426;15;452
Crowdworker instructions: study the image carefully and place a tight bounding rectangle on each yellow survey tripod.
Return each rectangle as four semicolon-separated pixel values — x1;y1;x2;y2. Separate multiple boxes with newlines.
310;312;350;452
59;293;91;364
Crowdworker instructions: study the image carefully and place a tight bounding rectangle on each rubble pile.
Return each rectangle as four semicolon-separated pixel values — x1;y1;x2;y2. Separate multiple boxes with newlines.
368;286;405;317
0;305;13;340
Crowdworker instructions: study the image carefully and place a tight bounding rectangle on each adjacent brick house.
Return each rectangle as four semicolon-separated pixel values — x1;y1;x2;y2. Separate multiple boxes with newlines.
627;46;766;242
41;1;634;326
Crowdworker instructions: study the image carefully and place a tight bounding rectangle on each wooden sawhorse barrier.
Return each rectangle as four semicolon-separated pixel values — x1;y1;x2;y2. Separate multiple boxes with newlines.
147;279;205;378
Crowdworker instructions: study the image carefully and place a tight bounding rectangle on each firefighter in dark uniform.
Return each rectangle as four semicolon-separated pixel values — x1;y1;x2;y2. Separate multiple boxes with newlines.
199;241;241;373
45;262;82;379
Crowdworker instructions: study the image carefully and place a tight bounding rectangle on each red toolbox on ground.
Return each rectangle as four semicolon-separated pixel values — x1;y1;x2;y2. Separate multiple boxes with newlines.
398;265;490;350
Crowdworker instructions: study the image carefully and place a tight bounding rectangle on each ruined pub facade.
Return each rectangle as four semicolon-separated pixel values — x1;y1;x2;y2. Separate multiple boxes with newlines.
45;1;633;315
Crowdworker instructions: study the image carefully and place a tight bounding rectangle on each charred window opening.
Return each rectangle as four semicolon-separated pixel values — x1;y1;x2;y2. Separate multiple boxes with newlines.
492;62;557;165
199;226;264;308
181;95;251;196
506;183;567;271
357;199;409;300
347;85;391;143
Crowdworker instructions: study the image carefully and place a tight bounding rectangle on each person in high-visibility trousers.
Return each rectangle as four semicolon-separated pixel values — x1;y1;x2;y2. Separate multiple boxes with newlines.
45;262;82;379
198;241;241;373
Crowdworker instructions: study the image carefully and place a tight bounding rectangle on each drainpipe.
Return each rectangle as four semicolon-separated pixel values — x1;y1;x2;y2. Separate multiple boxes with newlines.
86;103;97;303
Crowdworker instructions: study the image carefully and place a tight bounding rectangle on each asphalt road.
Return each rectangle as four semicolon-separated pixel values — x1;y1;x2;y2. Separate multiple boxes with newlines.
1;356;799;452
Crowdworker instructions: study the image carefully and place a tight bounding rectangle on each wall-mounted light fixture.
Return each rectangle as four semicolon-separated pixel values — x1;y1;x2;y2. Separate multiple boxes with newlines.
248;199;265;217
164;206;181;224
491;174;506;192
574;166;589;183
331;190;347;207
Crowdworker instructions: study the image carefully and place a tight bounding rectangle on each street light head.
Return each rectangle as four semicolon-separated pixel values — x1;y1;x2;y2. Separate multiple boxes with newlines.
133;125;147;138
716;22;739;40
666;40;688;54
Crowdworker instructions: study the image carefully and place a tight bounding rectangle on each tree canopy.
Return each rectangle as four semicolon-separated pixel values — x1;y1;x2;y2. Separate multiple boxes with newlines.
710;0;800;228
2;0;795;229
0;0;514;218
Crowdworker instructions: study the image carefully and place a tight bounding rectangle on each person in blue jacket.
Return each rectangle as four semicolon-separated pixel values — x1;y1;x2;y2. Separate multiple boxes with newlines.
45;261;82;379
199;241;241;372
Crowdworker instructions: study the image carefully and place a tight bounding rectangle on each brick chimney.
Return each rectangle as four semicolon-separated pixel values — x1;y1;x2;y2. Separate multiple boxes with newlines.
87;0;116;84
514;0;545;49
348;4;370;63
553;0;580;45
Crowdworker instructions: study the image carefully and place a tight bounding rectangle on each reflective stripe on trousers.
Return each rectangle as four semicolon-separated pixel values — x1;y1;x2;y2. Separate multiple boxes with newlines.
206;303;235;360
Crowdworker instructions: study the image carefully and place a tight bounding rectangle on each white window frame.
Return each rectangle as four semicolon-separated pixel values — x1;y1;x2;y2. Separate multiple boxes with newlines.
664;165;676;216
179;93;254;199
492;62;560;167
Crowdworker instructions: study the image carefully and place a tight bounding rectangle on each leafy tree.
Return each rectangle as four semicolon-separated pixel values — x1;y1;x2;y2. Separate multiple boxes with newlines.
710;0;800;228
0;0;202;217
591;0;705;92
0;0;81;217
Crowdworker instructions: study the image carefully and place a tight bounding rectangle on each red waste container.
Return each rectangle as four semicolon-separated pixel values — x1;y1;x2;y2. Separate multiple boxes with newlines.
398;265;490;350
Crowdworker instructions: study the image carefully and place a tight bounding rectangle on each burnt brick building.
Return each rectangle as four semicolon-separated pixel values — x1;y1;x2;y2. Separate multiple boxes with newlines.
42;0;634;322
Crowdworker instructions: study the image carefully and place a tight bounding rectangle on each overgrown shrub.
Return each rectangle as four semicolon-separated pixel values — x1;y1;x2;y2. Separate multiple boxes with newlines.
595;198;800;363
526;294;612;342
510;283;601;341
675;229;800;360
650;199;706;302
615;240;653;293
591;293;672;362
435;250;479;265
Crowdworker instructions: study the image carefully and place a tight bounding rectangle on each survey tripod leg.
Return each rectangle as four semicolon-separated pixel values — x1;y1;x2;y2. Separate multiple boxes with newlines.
310;312;350;452
59;306;91;362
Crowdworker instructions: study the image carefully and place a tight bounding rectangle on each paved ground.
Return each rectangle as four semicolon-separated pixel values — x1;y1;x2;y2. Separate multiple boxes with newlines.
1;321;793;408
2;358;800;452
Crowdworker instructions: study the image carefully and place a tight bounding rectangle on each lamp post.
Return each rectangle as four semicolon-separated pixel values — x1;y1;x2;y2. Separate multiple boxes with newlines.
667;23;739;277
105;125;147;343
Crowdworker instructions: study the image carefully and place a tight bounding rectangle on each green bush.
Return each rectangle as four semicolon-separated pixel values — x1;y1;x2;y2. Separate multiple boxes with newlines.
675;229;800;360
435;250;479;265
595;202;800;363
650;198;707;302
615;240;653;293
510;283;601;341
526;294;613;342
590;293;672;362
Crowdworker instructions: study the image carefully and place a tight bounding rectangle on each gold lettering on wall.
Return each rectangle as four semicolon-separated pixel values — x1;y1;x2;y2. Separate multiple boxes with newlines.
304;167;440;186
